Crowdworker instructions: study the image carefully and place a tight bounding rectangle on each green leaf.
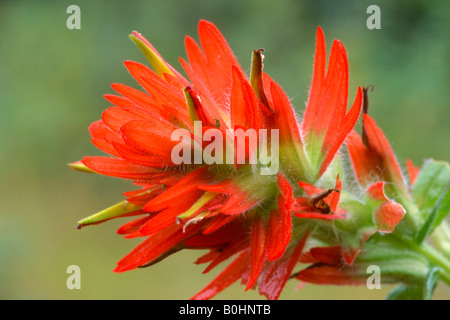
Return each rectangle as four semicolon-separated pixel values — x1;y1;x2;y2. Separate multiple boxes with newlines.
412;159;450;242
416;180;450;243
386;284;423;300
423;267;440;300
386;267;440;300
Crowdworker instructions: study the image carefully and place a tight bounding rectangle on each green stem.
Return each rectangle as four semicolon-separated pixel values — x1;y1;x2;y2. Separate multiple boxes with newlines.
393;232;450;286
417;242;450;285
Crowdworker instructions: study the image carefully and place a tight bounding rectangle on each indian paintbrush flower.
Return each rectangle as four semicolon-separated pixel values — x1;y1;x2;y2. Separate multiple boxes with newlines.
70;20;450;300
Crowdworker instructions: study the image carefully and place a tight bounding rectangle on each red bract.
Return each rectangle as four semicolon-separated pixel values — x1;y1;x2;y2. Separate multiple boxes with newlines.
347;113;407;192
301;27;362;178
293;175;346;220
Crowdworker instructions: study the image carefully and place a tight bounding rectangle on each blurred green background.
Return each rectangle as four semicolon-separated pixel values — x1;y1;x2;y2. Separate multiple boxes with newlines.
0;0;448;300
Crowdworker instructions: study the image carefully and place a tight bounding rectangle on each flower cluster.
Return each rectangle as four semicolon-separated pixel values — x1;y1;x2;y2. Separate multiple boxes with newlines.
71;20;450;300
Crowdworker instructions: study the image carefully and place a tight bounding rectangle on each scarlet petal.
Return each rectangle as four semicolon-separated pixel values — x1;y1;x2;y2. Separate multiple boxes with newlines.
318;40;349;141
406;158;420;186
319;86;362;177
296;265;365;285
270;80;302;146
190;250;250;300
266;210;283;261
258;232;308;300
102;107;142;133
113;142;174;168
183;20;246;113
88;120;122;157
298;181;322;196
120;120;179;158
139;190;203;235
203;181;259;215
198;179;241;195
124;187;162;206
124;60;187;102
348;114;407;190
266;174;294;261
114;223;203;272
221;193;258;215
308;246;343;266
112;83;157;111
367;181;388;201
82;156;159;180
246;216;267;291
374;201;406;233
144;167;210;211
202;237;250;274
294;211;346;220
194;250;220;265
329;174;342;213
202;214;238;234
117;215;152;235
302;26;326;134
185;221;246;248
230;66;263;130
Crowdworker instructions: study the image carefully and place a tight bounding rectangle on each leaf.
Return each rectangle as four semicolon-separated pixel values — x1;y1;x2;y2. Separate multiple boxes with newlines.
423;267;440;300
386;284;422;300
386;267;440;300
412;159;450;243
416;179;450;244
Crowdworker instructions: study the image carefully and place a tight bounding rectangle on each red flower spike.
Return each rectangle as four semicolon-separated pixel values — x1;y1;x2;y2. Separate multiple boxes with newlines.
72;20;434;300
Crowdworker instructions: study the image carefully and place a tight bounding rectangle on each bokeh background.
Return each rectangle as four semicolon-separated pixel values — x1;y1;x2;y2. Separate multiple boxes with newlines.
0;0;449;299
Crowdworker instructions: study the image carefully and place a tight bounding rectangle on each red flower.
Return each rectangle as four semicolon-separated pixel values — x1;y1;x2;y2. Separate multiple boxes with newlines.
71;20;407;299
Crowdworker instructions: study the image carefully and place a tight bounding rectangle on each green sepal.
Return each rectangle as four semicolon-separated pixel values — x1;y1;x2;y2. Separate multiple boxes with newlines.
77;200;142;227
129;32;174;77
68;161;96;173
176;192;216;221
